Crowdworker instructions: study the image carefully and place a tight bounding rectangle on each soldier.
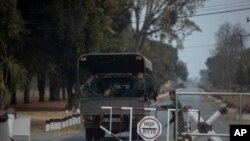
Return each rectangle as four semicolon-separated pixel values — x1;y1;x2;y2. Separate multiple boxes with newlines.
131;73;145;97
80;74;102;98
132;73;145;89
159;90;185;140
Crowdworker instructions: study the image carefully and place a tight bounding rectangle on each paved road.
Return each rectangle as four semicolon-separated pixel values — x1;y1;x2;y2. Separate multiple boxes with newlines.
18;86;232;141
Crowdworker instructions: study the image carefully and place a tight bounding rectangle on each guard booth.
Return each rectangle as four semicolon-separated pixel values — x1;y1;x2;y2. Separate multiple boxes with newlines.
76;53;155;140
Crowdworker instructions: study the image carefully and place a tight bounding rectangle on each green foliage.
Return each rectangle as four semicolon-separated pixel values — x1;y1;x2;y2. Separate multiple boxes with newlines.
0;0;24;42
142;40;185;87
0;0;26;108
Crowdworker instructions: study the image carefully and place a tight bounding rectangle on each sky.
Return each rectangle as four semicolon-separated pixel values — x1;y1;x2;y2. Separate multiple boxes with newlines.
179;0;250;79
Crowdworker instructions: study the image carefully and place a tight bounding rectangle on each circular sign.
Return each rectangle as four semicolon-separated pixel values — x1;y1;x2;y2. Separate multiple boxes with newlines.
137;116;162;141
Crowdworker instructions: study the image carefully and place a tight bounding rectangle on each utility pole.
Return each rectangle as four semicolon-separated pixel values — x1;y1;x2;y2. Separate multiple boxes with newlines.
240;34;243;92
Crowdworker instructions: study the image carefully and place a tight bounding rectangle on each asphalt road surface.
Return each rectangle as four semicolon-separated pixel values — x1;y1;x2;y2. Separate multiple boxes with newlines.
19;86;233;141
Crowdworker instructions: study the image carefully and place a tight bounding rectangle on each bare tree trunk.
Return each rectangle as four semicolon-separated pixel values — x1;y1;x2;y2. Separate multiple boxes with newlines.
10;88;17;105
62;82;66;100
38;74;45;102
66;80;74;110
133;34;144;53
0;93;5;109
55;86;60;101
24;86;30;104
49;81;56;101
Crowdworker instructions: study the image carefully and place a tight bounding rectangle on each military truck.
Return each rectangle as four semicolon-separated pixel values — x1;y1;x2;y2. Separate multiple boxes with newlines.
77;53;155;140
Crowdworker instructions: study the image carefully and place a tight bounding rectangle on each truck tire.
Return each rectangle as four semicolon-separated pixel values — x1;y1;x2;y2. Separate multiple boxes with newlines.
132;129;143;140
85;128;93;141
93;128;105;140
100;128;105;138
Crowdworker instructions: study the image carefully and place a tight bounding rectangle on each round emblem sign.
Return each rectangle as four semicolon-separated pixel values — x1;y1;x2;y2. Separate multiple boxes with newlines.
137;116;162;141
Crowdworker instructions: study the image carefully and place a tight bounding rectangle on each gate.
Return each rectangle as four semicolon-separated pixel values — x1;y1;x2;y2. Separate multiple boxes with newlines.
99;106;159;141
174;91;250;141
98;91;250;141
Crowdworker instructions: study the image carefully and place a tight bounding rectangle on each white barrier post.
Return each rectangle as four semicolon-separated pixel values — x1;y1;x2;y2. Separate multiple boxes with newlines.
65;117;69;128
7;108;16;141
77;108;80;114
55;119;58;130
77;114;81;124
61;118;65;128
45;120;50;132
72;114;76;126
68;116;72;127
0;110;10;141
13;116;31;141
49;119;54;131
58;119;62;130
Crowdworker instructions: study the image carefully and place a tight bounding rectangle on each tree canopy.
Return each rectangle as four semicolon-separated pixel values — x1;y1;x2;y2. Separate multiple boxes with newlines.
0;0;206;107
200;22;249;92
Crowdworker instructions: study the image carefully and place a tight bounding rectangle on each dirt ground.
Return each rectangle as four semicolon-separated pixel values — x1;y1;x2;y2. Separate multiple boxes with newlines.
4;89;250;133
222;95;250;108
4;90;83;133
17;111;83;133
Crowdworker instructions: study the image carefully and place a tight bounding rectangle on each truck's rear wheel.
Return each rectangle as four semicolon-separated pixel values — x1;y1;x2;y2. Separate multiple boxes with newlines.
132;128;143;140
85;128;93;141
93;128;105;140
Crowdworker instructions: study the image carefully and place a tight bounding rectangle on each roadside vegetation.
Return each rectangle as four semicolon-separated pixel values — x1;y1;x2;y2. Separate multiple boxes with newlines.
199;22;250;93
1;0;206;109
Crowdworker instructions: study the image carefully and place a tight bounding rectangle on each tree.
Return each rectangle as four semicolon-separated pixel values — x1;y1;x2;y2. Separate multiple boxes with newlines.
176;61;188;81
131;0;205;52
243;48;250;89
0;43;27;108
0;0;27;107
203;22;246;91
142;40;182;87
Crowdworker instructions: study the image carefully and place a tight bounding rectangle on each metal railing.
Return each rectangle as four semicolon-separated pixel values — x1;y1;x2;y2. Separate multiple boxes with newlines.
99;106;160;141
175;91;250;141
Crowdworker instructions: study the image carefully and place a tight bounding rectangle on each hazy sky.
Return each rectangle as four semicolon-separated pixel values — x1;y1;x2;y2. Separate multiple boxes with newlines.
179;0;250;79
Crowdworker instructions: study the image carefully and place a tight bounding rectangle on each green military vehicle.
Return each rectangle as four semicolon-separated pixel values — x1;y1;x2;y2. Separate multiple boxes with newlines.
77;53;155;140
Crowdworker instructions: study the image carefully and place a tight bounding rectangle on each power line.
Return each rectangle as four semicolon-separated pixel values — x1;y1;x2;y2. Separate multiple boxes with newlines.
130;7;250;23
179;7;250;18
183;37;250;49
197;0;250;9
197;3;250;12
184;44;215;49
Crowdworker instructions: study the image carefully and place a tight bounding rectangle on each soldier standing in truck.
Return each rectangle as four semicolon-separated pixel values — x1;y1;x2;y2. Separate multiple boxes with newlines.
80;74;102;98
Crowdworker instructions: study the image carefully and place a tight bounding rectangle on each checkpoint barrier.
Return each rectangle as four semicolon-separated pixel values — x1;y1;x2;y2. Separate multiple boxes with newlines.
99;106;199;141
0;109;10;141
166;108;197;141
99;106;134;141
99;106;164;141
167;107;229;141
7;108;16;141
173;91;250;141
99;106;194;141
186;108;229;141
13;116;31;141
98;104;235;141
0;108;31;141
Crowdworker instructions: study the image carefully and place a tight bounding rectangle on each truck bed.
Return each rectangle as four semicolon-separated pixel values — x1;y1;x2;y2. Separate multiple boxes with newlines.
80;97;145;115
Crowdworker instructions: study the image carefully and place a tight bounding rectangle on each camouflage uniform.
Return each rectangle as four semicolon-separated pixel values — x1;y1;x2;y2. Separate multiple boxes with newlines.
131;78;145;97
160;96;185;140
132;78;145;90
80;79;102;98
